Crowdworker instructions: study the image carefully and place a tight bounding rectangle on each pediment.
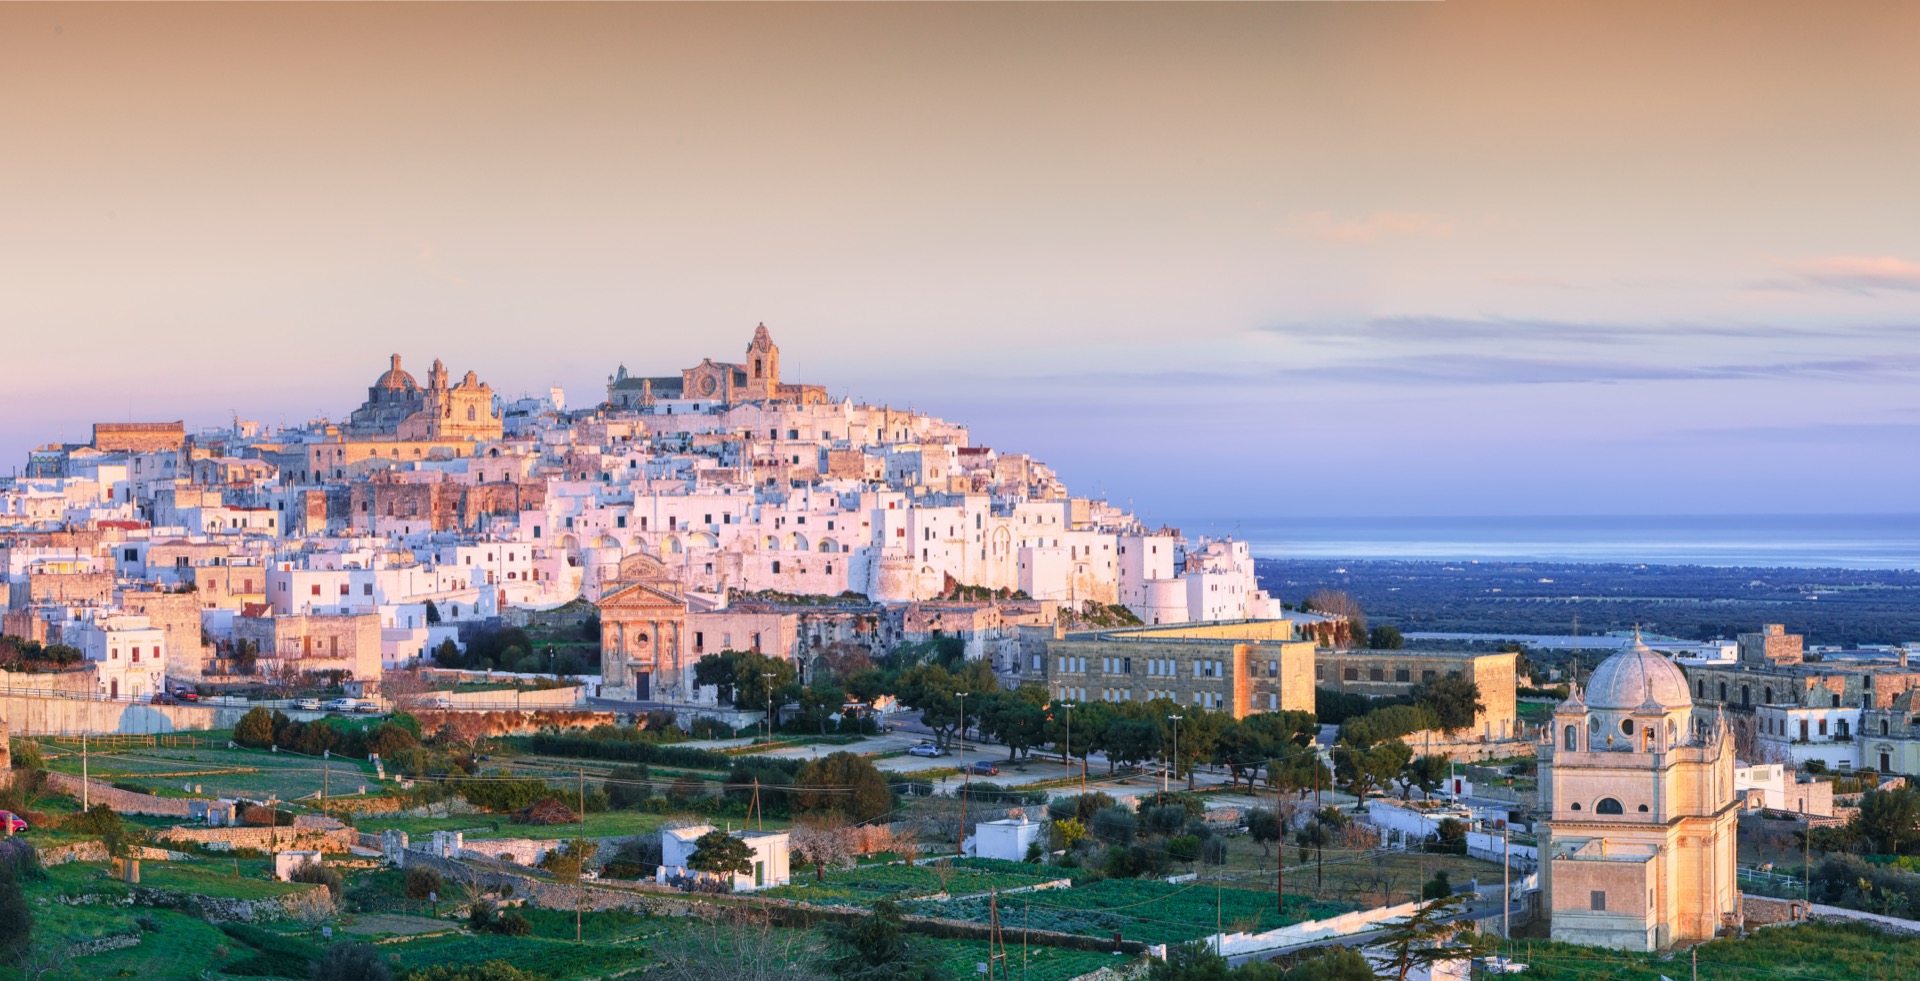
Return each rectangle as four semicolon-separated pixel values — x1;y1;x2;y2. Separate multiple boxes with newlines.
598;581;687;614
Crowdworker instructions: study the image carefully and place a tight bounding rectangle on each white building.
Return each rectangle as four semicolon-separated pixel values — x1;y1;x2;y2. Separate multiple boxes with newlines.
657;825;790;892
968;817;1044;862
66;612;168;701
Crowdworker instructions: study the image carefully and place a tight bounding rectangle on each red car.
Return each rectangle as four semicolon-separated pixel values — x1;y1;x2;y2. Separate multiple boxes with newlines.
0;811;28;834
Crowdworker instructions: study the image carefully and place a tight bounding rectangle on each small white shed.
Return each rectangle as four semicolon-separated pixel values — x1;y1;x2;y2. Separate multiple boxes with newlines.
970;817;1043;862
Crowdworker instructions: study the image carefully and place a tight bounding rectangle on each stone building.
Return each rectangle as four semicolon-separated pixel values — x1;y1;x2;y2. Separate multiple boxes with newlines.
596;554;689;701
345;355;503;442
607;324;830;409
1315;649;1520;743
92;422;186;454
1539;637;1739;950
233;609;382;680
1038;619;1315;717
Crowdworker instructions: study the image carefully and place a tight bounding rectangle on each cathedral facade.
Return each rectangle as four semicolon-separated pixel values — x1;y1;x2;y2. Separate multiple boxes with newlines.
1539;637;1740;950
347;355;503;442
596;553;690;702
607;324;829;409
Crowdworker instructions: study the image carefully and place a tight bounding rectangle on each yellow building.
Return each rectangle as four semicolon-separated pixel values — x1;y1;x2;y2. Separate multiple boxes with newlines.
1042;619;1315;717
1540;637;1739;950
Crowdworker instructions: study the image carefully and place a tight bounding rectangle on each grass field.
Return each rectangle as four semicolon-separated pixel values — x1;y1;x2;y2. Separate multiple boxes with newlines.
353;809;677;840
38;743;380;802
1506;922;1920;981
763;858;1063;906
919;877;1358;947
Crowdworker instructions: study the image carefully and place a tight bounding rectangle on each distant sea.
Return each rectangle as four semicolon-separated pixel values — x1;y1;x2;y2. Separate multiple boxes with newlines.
1170;514;1920;571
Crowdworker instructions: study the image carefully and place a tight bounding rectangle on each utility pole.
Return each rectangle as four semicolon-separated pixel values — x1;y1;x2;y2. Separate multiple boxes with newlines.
577;767;585;836
1503;822;1512;942
1275;756;1284;915
82;732;89;811
763;671;776;741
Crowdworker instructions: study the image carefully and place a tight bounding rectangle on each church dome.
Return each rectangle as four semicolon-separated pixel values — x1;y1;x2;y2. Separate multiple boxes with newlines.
1584;635;1691;712
374;354;417;394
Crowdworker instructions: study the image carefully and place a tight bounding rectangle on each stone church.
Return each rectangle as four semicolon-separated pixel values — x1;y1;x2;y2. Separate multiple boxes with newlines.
607;323;829;409
596;553;690;701
1539;635;1740;950
347;354;503;442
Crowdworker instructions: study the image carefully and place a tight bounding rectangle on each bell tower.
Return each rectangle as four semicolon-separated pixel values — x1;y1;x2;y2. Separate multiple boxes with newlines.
744;323;780;400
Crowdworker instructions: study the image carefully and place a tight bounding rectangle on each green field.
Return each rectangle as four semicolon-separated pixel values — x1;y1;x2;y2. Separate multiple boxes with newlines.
1509;922;1920;981
918;877;1356;947
763;858;1063;906
353;809;676;841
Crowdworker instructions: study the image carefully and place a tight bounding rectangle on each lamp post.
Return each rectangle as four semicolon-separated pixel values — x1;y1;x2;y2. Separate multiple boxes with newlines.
1059;701;1082;794
1167;714;1183;794
762;671;776;741
956;691;969;857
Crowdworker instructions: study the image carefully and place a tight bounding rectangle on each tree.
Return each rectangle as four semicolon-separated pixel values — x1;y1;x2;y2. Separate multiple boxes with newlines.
1271;946;1375;981
1090;806;1138;844
794;752;893;823
829;899;938;981
1302;591;1366;647
1397;754;1451;800
404;867;443;901
687;830;754;883
1422;869;1452;900
798;683;848;736
1332;739;1410;808
234;707;276;748
311;942;390;981
292;860;344;898
1100;719;1162;772
790;817;856;882
646;912;827;981
1413;675;1484;733
894;660;994;749
1247;807;1284;858
1368;626;1405;650
1148;941;1229;981
1856;786;1920;855
0;865;30;966
288;886;338;937
979;686;1050;760
1221;711;1316;791
433;713;491;756
1371;894;1492;981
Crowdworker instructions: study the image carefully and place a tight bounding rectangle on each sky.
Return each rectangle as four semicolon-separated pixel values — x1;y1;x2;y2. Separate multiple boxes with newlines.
5;1;1920;521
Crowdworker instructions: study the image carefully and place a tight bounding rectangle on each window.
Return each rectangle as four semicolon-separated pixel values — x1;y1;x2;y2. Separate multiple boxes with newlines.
1565;725;1578;750
1571;802;1582;811
1638;804;1649;812
1595;797;1624;815
1369;668;1385;682
1818;718;1828;736
1395;667;1411;683
1343;667;1358;681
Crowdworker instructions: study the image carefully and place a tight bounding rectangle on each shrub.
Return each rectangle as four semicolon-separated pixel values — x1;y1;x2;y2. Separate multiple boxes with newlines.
234;707;277;748
1422;870;1453;900
494;911;532;937
1090;806;1138;845
7;742;41;772
402;962;546;981
404;867;443;901
665;776;705;806
292;861;345;899
603;765;652;809
111;780;152;795
604;838;661;879
64;804;125;839
0;865;30;965
1142;805;1188;837
310;941;390;981
513;798;580;826
1165;835;1202;864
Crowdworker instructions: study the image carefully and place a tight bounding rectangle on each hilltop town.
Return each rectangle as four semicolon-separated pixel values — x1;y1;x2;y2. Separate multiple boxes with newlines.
0;328;1914;981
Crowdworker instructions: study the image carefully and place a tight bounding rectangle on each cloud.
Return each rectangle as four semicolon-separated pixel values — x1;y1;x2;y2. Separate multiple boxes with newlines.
1255;315;1849;346
1286;210;1456;244
1768;255;1920;293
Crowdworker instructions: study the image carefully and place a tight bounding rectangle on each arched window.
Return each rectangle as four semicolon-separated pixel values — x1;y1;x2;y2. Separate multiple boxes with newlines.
1884;720;1891;736
1595;798;1624;815
1765;687;1774;704
1742;685;1751;707
1565;725;1578;750
1697;680;1705;698
1621;718;1634;735
1719;682;1727;701
1637;804;1649;813
1571;802;1582;811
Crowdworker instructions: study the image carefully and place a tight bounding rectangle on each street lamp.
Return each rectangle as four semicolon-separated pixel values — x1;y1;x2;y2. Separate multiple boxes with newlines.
955;691;969;857
763;671;776;741
1167;714;1183;793
1058;701;1084;794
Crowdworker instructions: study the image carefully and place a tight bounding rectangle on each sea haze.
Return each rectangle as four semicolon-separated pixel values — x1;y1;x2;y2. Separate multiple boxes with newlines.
1171;514;1920;571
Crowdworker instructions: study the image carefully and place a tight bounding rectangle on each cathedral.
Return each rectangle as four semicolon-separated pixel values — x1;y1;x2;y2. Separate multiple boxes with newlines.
596;553;690;701
607;323;830;409
347;355;503;442
1539;635;1740;950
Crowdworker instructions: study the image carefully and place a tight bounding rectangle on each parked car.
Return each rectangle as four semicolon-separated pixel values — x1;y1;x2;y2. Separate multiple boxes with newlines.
353;701;380;713
906;743;947;758
174;689;199;702
0;811;28;834
293;698;322;711
323;698;357;712
963;761;1000;776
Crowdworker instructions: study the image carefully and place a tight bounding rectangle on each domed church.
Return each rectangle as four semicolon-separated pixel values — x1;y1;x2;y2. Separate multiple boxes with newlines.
1539;634;1739;950
346;354;502;442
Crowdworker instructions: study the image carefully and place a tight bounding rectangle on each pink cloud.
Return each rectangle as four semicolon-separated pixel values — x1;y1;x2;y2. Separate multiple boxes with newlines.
1288;210;1456;244
1780;255;1920;292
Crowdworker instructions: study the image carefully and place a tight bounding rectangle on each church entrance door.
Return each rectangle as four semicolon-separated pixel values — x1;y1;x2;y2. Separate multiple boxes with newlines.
635;671;651;701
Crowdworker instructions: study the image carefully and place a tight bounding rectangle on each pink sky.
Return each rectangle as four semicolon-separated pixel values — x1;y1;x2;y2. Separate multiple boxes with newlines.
5;2;1920;517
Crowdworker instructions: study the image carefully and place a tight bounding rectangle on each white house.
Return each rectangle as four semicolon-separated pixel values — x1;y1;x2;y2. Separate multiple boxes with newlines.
968;817;1044;862
657;825;790;892
66;612;167;701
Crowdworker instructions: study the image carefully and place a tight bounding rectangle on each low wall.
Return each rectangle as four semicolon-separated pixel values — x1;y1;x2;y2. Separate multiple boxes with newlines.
434;686;585;710
409;709;620;737
38;842;191;866
1213;898;1426;957
159;825;361;854
46;772;195;817
0;694;249;734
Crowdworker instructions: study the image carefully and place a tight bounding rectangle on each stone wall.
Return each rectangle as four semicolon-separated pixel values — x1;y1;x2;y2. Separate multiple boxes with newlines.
1;694;250;734
159;825;361;853
46;771;195;817
1744;895;1811;927
37;842;190;866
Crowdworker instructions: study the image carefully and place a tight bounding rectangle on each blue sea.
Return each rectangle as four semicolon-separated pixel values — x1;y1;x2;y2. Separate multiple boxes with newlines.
1169;514;1920;571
